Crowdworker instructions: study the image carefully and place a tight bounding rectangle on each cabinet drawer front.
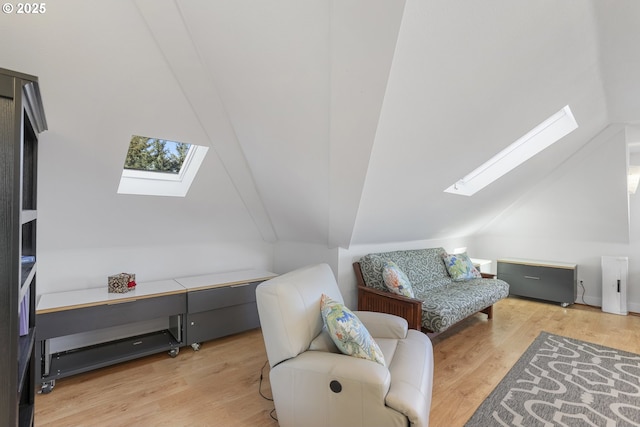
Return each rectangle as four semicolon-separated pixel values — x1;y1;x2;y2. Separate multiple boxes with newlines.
188;281;260;313
37;294;186;340
499;264;573;284
186;303;260;344
498;262;576;303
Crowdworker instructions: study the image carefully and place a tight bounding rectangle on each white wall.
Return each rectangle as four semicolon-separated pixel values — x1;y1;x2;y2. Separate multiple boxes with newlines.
36;118;275;296
273;241;339;276
37;241;273;295
474;125;640;312
471;235;631;306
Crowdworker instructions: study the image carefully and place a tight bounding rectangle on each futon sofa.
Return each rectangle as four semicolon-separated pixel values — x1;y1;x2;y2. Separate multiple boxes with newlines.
354;248;509;333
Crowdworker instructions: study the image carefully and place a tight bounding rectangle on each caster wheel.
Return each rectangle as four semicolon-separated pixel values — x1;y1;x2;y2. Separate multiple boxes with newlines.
191;343;201;351
169;347;180;358
40;380;55;394
560;302;569;308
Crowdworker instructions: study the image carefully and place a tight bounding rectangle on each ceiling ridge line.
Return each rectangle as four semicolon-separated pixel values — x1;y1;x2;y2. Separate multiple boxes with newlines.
133;0;277;243
170;0;278;242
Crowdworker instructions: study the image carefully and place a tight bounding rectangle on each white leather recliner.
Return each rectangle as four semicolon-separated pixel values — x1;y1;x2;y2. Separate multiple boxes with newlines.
256;263;434;427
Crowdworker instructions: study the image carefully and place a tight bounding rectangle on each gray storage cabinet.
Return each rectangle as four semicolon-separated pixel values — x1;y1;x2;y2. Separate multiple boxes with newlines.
186;282;260;345
35;270;277;392
175;270;276;350
497;258;577;307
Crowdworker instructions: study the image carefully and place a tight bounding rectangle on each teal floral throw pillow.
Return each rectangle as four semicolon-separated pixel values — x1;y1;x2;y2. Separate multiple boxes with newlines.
320;294;385;366
382;261;415;298
443;252;482;281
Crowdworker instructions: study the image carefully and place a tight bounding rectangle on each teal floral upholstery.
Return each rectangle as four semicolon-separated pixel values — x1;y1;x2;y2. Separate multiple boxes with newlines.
382;261;415;298
320;294;386;365
359;248;450;294
419;278;508;332
358;248;509;333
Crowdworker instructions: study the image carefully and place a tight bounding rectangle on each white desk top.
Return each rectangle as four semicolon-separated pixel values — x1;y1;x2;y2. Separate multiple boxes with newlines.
174;269;277;291
498;257;576;270
37;270;278;314
36;279;185;314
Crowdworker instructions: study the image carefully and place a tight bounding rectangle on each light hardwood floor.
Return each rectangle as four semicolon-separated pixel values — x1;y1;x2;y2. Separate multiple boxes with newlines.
35;297;640;427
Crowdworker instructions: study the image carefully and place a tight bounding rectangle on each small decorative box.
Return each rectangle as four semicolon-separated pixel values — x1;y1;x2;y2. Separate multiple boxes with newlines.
108;273;137;293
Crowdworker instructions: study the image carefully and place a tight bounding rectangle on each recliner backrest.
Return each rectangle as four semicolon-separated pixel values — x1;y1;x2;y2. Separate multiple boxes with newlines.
256;263;343;368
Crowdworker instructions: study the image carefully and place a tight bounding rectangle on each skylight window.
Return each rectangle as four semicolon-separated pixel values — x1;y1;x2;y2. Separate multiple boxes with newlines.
444;105;578;196
117;135;209;197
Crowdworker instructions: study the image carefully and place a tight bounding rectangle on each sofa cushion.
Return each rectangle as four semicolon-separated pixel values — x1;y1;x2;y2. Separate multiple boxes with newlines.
442;252;482;281
420;278;509;332
359;248;450;293
382;261;415;298
320;294;386;366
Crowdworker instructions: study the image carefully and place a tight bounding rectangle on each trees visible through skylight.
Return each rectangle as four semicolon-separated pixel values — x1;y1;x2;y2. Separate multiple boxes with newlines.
117;134;209;197
124;135;191;174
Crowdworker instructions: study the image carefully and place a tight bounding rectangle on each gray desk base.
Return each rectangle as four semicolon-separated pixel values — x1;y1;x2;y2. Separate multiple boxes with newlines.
36;270;276;392
37;293;185;393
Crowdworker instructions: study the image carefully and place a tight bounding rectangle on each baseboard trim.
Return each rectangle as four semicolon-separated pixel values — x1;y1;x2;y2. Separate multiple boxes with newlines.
572;302;639;317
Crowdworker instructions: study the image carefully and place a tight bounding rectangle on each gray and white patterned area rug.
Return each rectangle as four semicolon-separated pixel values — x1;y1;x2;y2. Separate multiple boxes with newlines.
465;331;640;426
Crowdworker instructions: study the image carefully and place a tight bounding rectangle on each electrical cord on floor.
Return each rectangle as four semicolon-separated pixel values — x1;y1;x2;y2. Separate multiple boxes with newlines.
269;408;278;421
259;360;278;422
259;360;273;401
579;280;599;308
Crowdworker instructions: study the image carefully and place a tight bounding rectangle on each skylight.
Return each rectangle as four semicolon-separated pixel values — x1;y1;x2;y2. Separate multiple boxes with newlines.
117;135;209;197
444;105;578;196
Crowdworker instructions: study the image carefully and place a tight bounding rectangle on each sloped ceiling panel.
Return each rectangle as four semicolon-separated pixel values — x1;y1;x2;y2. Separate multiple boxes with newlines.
4;0;635;253
135;0;277;243
328;0;407;249
176;0;331;244
1;1;265;249
171;0;329;246
172;0;405;247
479;125;629;243
352;0;609;244
595;0;640;123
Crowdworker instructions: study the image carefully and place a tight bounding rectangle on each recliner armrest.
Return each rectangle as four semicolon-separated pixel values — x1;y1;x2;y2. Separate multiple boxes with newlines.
353;310;408;339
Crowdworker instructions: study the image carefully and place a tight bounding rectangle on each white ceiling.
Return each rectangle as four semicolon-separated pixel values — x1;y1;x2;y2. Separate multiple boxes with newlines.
2;0;640;249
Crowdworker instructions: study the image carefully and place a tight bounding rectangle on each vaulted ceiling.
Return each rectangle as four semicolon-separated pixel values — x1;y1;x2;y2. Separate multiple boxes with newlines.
2;0;640;250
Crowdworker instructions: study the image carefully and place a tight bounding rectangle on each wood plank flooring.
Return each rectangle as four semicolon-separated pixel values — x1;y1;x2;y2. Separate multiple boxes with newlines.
35;297;640;427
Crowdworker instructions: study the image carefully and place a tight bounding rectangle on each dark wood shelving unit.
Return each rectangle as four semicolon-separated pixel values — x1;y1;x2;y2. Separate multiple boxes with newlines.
0;67;47;427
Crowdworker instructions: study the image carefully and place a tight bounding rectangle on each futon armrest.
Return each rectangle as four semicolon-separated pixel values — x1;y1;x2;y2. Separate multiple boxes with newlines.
357;286;423;330
357;285;418;302
480;272;496;279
